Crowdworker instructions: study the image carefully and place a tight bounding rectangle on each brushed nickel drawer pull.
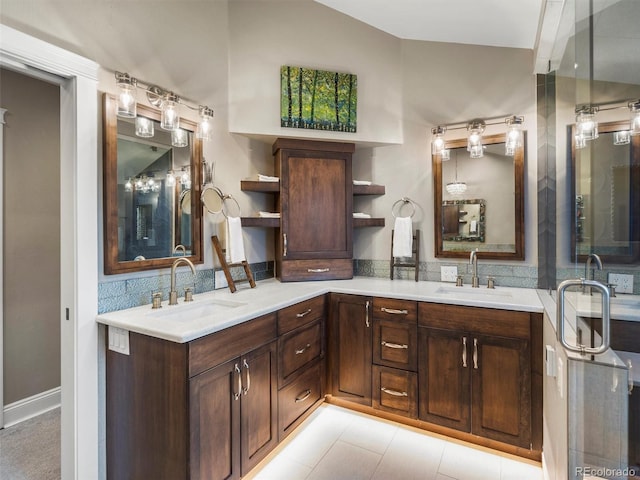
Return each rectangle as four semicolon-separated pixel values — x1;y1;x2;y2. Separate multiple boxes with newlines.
473;338;479;370
381;387;408;397
295;343;311;355
380;307;409;315
283;233;288;257
462;337;468;368
307;268;330;273
295;389;312;403
242;359;251;395
233;363;242;400
381;341;408;349
296;308;312;318
365;300;370;328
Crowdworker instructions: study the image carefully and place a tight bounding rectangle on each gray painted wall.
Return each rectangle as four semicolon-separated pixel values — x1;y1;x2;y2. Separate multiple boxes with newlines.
1;68;61;405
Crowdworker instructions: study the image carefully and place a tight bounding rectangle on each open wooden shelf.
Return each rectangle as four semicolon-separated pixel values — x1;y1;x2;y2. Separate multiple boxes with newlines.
241;217;280;228
353;218;385;228
353;184;385;195
240;180;280;193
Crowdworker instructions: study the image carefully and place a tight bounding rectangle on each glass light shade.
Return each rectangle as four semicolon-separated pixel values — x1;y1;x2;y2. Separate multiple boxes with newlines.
135;116;154;138
614;130;631;145
446;181;467;196
469;144;484;158
161;94;180;131
124;178;133;192
116;73;137;118
196;106;214;141
166;171;176;186
505;117;523;156
576;110;598;141
440;149;450;161
431;126;447;155
575;132;586;149
467;131;482;151
630;101;640;135
171;128;189;148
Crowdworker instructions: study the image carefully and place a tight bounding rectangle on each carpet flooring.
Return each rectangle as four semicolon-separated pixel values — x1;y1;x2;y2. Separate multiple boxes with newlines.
0;408;60;479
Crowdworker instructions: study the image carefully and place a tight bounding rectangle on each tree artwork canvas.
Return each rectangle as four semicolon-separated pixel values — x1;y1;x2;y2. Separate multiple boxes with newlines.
280;66;357;133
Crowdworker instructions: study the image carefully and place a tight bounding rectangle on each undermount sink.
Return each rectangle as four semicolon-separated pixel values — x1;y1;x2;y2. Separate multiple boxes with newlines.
148;298;247;321
434;286;513;298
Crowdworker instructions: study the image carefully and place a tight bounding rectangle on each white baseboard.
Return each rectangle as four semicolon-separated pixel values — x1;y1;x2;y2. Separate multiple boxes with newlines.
3;386;61;428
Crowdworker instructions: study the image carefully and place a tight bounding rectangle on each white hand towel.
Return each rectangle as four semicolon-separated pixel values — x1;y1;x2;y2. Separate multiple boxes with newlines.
257;174;279;182
226;216;246;263
393;217;413;257
469;220;477;234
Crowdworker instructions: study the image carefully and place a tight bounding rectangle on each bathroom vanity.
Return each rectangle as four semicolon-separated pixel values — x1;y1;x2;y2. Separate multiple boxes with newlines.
99;278;544;480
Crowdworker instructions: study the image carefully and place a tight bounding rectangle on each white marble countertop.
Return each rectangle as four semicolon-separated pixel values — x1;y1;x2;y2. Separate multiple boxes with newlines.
564;290;640;322
96;277;544;343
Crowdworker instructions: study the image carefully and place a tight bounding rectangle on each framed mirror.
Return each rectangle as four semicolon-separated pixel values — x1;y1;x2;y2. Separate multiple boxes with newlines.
103;94;203;274
570;120;640;263
433;132;525;259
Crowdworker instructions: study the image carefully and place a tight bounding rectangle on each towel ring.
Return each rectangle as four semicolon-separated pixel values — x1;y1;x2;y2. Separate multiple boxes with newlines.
221;194;242;218
392;197;416;218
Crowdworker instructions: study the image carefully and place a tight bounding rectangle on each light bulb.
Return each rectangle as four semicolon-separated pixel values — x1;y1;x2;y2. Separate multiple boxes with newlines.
115;72;137;118
197;106;214;141
161;93;180;131
166;171;176;186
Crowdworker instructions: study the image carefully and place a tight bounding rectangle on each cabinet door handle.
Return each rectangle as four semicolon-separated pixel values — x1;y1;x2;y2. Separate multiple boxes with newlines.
462;337;468;368
381;387;408;397
381;341;408;349
295;343;311;355
365;300;370;328
307;268;330;273
295;389;312;403
380;307;408;315
296;308;312;318
473;338;478;369
628;360;634;395
283;233;288;257
242;359;251;395
234;363;242;400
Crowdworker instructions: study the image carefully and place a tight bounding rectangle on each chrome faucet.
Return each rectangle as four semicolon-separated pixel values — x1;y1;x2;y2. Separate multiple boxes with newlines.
469;248;479;288
173;244;186;256
170;257;196;305
583;253;603;294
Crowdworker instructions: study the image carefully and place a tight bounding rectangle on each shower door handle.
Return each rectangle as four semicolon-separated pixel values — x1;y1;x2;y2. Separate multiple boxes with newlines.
557;278;610;355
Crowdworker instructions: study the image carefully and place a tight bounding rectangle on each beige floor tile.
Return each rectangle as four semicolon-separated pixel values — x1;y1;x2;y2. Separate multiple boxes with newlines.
501;456;543;480
438;442;502;480
307;440;382;480
339;411;398;454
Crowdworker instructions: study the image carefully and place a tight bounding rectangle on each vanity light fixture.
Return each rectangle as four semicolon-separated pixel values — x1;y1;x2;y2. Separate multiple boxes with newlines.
114;71;214;139
115;72;137;118
505;115;524;156
135;116;154;138
467;119;485;158
431;126;446;154
166;171;176;187
630;100;640;135
171;128;189;148
575;105;599;142
614;130;631;145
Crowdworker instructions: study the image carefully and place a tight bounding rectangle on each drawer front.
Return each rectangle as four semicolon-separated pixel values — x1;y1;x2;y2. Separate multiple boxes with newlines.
418;302;530;340
372;365;418;418
372;319;418;371
188;313;277;378
279;318;324;386
278;361;323;436
279;258;353;282
278;295;326;335
373;297;417;323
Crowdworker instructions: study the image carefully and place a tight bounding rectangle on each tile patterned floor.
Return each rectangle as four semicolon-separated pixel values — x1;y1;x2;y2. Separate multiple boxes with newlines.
246;404;542;480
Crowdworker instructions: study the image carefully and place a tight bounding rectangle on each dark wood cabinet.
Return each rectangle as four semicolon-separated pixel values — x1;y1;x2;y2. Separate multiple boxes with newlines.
274;139;354;281
631;384;640;474
418;303;534;450
328;293;372;405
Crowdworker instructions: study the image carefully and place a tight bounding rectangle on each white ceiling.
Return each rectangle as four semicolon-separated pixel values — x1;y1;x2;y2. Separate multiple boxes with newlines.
313;0;545;49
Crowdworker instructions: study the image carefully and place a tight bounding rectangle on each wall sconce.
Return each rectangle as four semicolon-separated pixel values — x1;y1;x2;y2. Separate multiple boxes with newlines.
114;71;214;140
575;105;599;142
431;115;522;161
571;99;640;149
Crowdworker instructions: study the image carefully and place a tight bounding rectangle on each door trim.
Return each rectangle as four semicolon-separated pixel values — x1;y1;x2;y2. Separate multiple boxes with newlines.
0;25;99;479
0;107;5;429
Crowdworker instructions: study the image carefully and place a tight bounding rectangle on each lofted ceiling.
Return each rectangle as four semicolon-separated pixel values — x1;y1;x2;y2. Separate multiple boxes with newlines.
313;0;545;49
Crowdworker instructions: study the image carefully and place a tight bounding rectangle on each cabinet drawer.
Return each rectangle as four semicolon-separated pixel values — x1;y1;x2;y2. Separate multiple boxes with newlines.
279;259;353;282
372;365;418;418
418;302;530;340
372;319;417;371
278;295;326;335
278;361;323;437
188;313;277;377
279;318;324;386
373;298;417;322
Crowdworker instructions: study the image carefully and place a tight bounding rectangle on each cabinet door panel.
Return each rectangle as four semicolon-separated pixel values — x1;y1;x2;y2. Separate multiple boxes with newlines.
190;359;240;480
418;327;470;432
330;294;372;405
283;155;352;259
241;341;278;476
472;335;531;448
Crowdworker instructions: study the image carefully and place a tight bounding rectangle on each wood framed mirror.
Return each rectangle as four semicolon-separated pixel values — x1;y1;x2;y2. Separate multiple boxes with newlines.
103;93;203;274
570;120;640;264
433;132;525;259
